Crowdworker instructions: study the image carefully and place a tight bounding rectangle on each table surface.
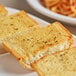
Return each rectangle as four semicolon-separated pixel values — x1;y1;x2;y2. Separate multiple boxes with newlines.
0;0;76;35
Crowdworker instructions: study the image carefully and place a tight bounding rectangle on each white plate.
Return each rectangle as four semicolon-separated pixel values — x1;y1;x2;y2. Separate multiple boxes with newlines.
27;0;76;25
0;7;76;76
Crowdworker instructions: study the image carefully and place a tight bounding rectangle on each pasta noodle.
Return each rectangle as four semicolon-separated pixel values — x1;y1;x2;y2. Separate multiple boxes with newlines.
41;0;76;17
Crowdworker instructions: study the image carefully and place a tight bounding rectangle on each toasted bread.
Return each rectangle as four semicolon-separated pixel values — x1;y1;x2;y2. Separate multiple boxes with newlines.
0;4;7;54
0;11;38;40
0;11;39;54
3;22;73;69
31;47;76;76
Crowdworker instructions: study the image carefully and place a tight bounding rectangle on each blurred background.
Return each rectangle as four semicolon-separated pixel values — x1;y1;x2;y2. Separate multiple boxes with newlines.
0;0;54;22
0;0;76;35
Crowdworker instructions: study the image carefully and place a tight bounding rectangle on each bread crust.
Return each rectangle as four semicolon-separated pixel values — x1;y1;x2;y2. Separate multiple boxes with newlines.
3;42;33;69
19;11;39;25
52;22;72;35
51;22;73;47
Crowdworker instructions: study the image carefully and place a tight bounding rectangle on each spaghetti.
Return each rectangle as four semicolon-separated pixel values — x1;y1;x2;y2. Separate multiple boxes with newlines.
41;0;76;17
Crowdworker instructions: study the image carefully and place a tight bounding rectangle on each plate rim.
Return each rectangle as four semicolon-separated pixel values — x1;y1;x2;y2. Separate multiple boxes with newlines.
26;0;76;25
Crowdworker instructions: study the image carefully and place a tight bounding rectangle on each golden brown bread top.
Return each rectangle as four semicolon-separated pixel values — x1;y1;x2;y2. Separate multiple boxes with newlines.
0;11;39;41
3;22;73;67
31;47;76;76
